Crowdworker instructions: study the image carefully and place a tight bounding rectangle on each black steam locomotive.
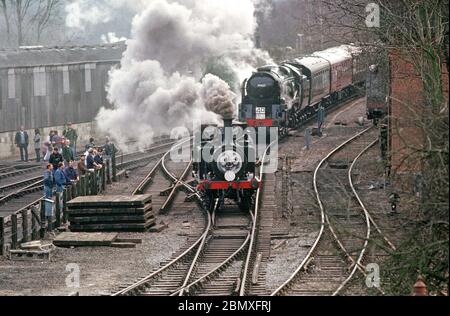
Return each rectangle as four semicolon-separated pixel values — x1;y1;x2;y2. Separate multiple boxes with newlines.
193;119;260;211
239;45;366;133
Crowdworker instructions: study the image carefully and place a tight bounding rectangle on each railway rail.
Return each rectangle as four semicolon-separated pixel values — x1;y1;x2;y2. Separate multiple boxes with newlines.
112;139;205;296
112;138;275;297
271;125;396;296
0;138;179;219
111;94;366;297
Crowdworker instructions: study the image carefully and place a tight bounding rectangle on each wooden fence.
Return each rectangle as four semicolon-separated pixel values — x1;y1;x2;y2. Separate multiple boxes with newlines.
0;158;115;256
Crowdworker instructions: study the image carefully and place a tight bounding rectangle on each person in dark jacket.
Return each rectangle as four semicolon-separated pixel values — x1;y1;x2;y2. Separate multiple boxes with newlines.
85;138;96;151
34;129;41;162
64;161;79;181
63;122;78;158
15;126;29;162
54;162;71;193
43;164;54;199
103;137;117;157
62;140;74;165
77;155;89;176
86;148;102;170
94;148;104;166
49;147;64;172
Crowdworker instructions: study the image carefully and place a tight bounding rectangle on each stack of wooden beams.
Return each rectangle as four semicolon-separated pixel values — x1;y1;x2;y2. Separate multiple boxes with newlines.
67;195;155;232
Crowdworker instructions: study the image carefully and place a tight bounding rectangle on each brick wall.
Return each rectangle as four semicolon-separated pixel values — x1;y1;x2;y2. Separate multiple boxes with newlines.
389;49;449;173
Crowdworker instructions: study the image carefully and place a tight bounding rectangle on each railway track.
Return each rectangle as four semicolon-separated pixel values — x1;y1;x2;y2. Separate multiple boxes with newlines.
0;139;179;218
111;138;207;296
341;140;399;295
271;126;396;296
112;139;275;296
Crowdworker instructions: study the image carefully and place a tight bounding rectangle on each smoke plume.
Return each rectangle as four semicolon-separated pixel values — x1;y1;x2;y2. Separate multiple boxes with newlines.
96;0;272;150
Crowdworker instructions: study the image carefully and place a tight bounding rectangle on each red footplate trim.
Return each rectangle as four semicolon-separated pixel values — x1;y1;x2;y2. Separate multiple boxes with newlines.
246;119;274;127
198;180;261;190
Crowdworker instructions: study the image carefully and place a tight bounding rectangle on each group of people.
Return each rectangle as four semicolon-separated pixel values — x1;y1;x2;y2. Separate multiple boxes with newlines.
43;136;116;201
14;123;117;201
14;123;78;163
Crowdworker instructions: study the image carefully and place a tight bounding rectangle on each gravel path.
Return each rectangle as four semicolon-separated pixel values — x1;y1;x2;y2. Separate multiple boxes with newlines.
0;211;203;296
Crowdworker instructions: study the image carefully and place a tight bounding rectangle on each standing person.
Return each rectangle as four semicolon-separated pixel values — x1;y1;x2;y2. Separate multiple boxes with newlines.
54;162;71;193
49;130;56;144
64;160;79;182
85;138;96;151
49;147;63;172
62;140;74;166
14;126;29;162
77;155;89;176
94;148;104;167
86;148;102;171
34;129;41;162
103;137;115;181
103;137;116;157
44;141;52;162
53;131;63;153
63;123;78;159
317;105;325;137
43;164;54;199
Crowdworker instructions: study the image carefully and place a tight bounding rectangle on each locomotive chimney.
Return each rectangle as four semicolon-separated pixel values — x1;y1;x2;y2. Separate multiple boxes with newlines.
223;116;233;128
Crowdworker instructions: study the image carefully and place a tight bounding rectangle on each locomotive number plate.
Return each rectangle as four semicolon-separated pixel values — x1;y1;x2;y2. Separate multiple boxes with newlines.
256;107;266;120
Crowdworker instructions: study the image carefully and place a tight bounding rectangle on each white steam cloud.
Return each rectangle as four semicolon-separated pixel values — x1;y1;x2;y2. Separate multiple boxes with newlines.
101;32;127;44
96;0;272;150
65;0;146;30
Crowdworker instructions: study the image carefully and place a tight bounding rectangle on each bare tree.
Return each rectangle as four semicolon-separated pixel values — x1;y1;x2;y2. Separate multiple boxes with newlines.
0;0;61;47
318;0;449;295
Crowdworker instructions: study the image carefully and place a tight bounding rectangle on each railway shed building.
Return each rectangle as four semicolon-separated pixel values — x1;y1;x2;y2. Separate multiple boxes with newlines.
0;42;125;134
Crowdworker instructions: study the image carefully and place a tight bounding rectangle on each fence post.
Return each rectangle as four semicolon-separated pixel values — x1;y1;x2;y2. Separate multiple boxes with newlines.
91;171;98;195
31;206;39;241
0;217;4;256
112;151;117;182
63;188;69;224
11;214;18;250
80;175;86;196
72;181;77;199
55;192;61;229
106;159;112;184
101;167;106;192
22;209;29;243
40;200;46;239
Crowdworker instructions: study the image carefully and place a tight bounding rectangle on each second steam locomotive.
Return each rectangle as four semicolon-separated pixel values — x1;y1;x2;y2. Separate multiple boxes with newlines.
239;45;366;134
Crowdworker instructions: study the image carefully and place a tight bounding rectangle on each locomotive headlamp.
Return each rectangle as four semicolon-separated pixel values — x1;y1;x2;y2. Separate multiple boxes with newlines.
225;171;236;182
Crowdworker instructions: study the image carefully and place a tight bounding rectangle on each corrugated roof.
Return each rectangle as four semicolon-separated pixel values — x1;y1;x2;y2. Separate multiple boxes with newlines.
0;42;126;68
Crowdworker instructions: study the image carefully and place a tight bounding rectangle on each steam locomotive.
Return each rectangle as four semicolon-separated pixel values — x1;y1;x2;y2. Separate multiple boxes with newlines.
239;45;366;133
193;119;260;211
193;45;367;212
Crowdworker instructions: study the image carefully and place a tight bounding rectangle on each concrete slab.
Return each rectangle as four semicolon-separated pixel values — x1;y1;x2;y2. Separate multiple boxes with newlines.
53;232;118;247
